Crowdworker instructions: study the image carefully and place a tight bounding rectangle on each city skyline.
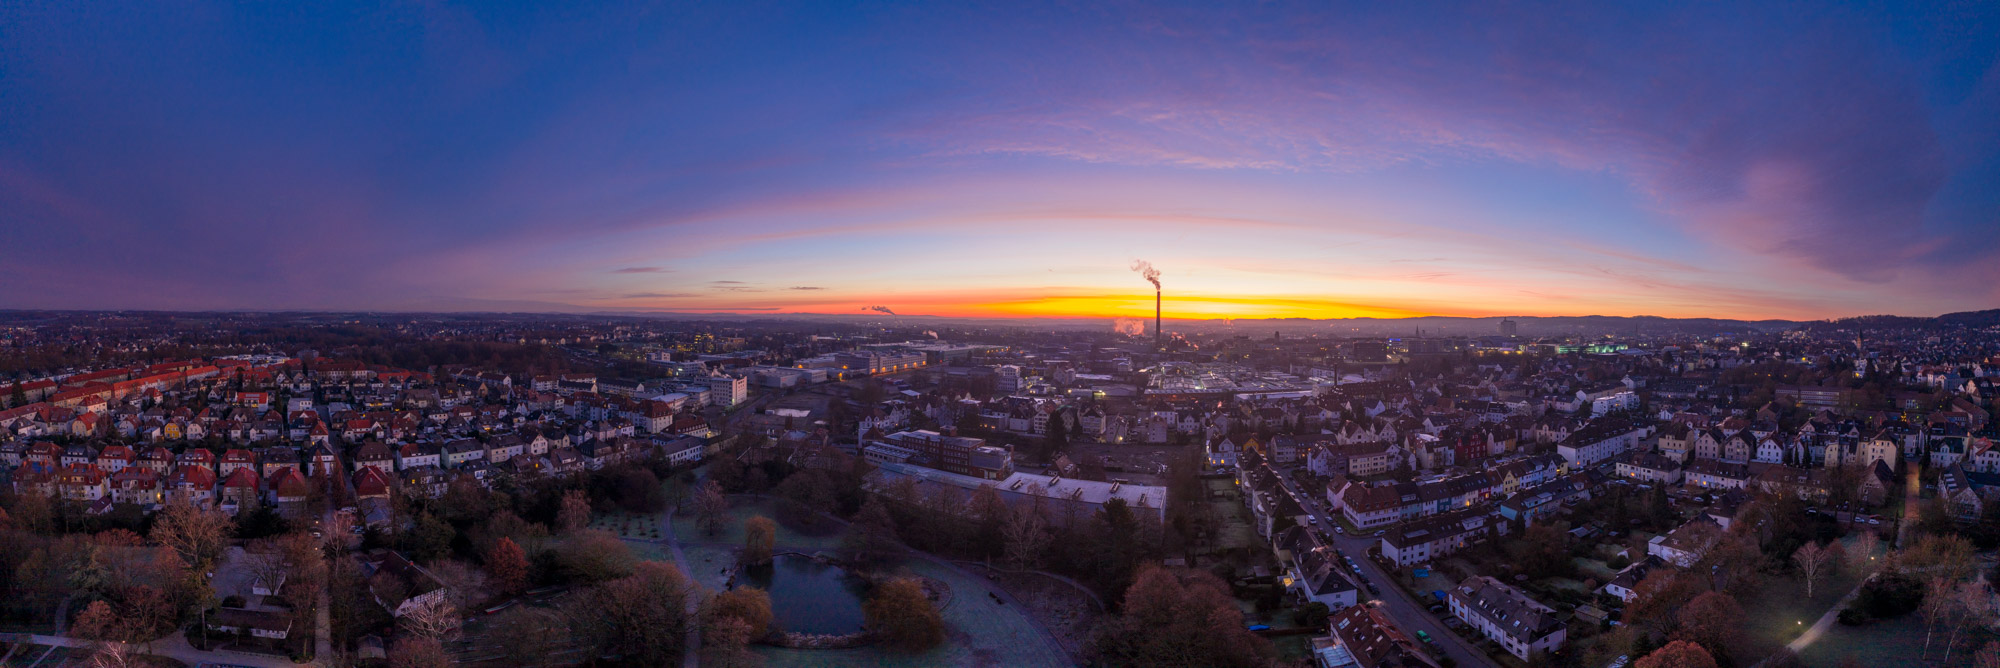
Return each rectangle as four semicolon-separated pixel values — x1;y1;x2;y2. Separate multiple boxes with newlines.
3;2;1997;320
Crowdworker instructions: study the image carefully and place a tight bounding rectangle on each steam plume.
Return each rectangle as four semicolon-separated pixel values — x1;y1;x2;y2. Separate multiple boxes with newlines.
1113;319;1145;336
1130;260;1161;289
862;305;897;316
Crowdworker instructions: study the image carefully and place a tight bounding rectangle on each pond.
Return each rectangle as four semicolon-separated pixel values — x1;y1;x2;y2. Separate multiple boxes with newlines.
738;554;869;635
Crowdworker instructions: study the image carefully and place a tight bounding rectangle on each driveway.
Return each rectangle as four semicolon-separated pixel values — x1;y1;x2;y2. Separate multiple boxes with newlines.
1897;463;1921;548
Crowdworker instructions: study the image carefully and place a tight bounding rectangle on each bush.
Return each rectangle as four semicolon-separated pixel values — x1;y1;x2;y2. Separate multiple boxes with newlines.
1853;574;1923;619
1837;606;1872;626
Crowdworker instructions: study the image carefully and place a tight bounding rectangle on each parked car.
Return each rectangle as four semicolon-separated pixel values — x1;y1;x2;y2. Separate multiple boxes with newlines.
1416;630;1435;644
1428;604;1446;614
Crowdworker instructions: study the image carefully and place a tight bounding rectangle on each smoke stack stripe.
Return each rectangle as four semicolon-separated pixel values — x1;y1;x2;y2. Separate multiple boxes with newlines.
1155;290;1162;352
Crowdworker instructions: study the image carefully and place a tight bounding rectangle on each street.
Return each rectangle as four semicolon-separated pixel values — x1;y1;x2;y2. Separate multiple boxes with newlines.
1276;475;1502;668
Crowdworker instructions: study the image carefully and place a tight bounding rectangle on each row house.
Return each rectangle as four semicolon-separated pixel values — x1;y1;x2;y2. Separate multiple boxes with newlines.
168;465;218;509
1555;417;1651;466
220;467;262;512
1496;476;1592;526
61;444;98;467
56;463;108;503
1687;428;1755;463
1448;576;1566;660
1612;451;1683;484
578;437;640;470
176;448;216;472
397;443;441;470
1683;459;1751;490
1821;431;1900;471
353;442;396;473
1380;507;1498;566
1491;455;1568;496
1303;438;1400;477
399;466;451;499
1751;465;1832;503
261;447;301;477
1334;482;1403;530
220;449;257;478
486;434;526;463
97;446;136;472
442;439;485;467
111;467;162;505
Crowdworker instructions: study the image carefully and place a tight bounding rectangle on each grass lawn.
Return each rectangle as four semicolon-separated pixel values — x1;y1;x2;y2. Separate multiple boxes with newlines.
1798;609;1995;667
1738;567;1867;661
626;540;673;562
679;544;739;591
589;509;667;539
1204;479;1261;552
671;496;847;551
1409;568;1460;600
1272;635;1313;664
1574;557;1618;582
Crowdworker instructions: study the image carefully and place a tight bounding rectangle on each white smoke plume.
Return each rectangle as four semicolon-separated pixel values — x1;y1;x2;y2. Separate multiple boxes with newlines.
1130;260;1161;289
1114;319;1146;336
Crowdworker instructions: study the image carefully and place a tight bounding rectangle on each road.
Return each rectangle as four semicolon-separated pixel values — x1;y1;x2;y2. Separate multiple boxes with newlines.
1897;463;1922;548
1276;475;1501;668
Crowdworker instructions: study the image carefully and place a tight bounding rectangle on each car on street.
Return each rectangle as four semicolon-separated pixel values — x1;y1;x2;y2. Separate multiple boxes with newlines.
1373;530;1385;537
1415;630;1434;645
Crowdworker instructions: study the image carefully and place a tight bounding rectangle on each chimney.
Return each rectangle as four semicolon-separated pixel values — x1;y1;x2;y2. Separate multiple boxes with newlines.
1155;290;1163;352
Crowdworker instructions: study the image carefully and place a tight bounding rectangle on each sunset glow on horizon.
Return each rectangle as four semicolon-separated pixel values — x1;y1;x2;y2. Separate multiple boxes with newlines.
3;2;1996;320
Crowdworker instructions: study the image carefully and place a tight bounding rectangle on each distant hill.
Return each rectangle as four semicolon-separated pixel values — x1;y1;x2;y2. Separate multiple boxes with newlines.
1798;309;2000;332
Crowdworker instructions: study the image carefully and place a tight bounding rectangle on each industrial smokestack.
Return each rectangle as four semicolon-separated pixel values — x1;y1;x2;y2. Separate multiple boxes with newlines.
1132;260;1163;352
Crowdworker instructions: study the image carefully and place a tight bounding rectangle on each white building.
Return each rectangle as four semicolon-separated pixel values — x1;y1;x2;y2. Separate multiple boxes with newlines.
706;374;748;408
1447;576;1566;660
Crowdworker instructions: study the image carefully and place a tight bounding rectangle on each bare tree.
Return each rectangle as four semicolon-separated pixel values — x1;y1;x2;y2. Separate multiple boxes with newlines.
399;595;461;641
1003;506;1049;570
1848;531;1879;575
324;511;354;551
557;490;592;534
694;481;729;537
85;640;139;668
1943;580;1994;665
1973;640;2000;668
150;501;233;571
1921;577;1957;660
427;559;491;612
1792;541;1834;599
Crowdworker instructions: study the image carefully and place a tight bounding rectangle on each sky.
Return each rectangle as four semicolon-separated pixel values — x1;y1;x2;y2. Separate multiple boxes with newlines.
2;1;1997;321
